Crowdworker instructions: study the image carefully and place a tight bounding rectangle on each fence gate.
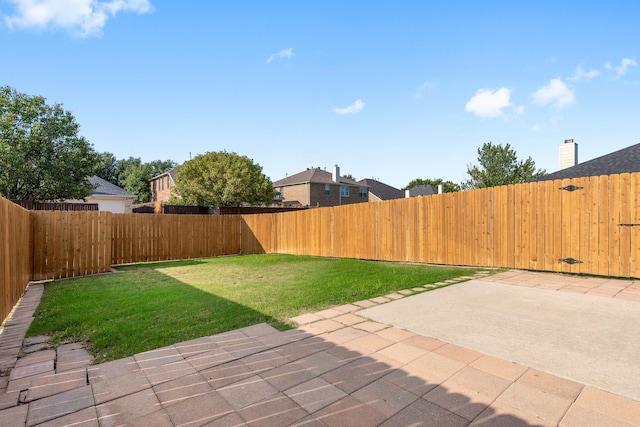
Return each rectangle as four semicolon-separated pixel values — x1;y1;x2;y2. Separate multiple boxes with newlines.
551;174;640;278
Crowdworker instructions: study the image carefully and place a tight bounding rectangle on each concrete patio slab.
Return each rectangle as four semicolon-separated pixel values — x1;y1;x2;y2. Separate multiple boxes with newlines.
359;278;640;401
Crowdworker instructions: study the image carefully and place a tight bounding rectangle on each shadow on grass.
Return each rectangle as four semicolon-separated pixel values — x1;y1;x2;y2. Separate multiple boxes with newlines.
28;268;291;363
114;258;211;270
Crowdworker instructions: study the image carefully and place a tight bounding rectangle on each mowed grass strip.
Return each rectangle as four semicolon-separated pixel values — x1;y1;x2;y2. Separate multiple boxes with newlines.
28;254;484;362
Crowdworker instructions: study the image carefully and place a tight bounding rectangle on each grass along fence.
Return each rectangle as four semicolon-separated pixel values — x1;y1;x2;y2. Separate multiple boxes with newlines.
0;198;32;323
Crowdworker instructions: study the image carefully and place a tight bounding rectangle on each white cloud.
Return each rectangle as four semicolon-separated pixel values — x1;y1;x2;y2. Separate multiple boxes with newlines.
333;99;365;115
4;0;152;37
464;87;516;118
605;58;638;77
412;81;433;99
532;78;575;109
267;48;293;64
569;66;600;81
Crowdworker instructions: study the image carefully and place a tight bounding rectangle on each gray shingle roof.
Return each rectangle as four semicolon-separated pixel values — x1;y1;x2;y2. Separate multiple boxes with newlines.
89;176;135;197
535;143;640;181
358;179;403;200
407;184;437;197
273;168;362;187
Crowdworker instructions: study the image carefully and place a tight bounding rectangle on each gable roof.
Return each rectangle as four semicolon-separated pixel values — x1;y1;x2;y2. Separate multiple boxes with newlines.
150;168;177;181
535;143;640;182
273;168;362;187
89;176;135;198
406;184;437;197
358;179;403;200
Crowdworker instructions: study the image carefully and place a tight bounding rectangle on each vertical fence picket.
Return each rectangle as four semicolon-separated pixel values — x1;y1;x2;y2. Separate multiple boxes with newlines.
609;174;622;276
542;180;554;271
619;174;632;277
630;173;640;278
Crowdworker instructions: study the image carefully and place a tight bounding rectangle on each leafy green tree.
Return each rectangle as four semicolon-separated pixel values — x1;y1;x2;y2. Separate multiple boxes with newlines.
115;157;176;203
174;151;275;206
403;178;460;193
462;142;546;189
342;173;356;181
0;86;97;201
94;152;119;185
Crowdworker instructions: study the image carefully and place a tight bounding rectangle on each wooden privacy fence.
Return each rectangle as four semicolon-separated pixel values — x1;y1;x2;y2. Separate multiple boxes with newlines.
30;213;244;280
31;211;113;281
4;172;640;323
111;214;242;265
0;198;32;324
242;174;640;278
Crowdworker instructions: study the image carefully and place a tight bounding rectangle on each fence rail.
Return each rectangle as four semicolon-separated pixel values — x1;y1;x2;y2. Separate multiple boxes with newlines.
4;172;640;324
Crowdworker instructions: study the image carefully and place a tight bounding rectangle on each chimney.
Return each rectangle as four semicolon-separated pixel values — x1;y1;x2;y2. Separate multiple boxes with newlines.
332;164;340;183
437;184;443;194
559;139;578;170
405;189;411;198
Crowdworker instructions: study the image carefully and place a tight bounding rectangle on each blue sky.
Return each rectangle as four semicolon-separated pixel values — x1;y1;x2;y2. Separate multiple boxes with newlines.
2;1;639;189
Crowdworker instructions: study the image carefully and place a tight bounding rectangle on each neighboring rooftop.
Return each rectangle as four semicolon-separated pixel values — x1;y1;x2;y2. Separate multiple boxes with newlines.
406;184;437;197
150;168;177;181
535;142;640;182
358;178;403;200
274;167;361;186
89;176;134;197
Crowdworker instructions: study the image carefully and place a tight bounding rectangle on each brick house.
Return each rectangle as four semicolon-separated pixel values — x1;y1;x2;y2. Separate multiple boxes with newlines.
150;168;176;203
273;165;369;207
357;178;404;202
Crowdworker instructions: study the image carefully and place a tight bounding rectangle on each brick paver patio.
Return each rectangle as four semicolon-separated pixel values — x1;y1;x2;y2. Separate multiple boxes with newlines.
1;271;639;426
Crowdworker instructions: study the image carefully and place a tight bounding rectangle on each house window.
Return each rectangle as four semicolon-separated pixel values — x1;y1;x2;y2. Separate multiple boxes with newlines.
325;184;330;195
161;178;164;191
359;188;367;198
340;186;349;197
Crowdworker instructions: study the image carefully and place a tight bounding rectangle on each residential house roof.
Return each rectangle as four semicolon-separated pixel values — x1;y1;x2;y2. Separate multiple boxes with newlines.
273;168;363;187
89;176;135;198
406;184;437;197
358;179;403;200
534;143;640;182
150;168;177;181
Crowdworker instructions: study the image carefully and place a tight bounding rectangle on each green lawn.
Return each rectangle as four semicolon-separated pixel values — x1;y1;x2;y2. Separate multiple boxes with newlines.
28;254;486;362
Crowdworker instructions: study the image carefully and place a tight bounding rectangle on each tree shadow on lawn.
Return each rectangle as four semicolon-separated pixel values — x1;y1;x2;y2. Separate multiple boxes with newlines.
29;268;291;363
24;267;549;426
114;258;211;271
